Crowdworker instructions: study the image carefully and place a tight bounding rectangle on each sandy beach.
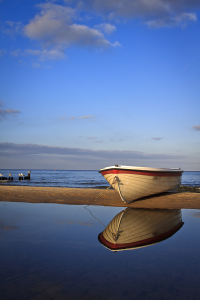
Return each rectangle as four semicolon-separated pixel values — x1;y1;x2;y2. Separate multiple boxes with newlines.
0;186;200;209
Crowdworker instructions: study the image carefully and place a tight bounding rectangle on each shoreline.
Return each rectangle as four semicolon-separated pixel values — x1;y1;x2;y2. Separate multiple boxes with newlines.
1;186;200;209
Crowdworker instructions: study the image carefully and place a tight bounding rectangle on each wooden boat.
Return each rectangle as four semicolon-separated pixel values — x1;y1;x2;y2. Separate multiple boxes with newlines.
98;208;183;251
99;165;183;203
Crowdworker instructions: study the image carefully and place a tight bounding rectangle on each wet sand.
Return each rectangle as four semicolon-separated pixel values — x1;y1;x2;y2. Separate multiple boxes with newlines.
0;186;200;208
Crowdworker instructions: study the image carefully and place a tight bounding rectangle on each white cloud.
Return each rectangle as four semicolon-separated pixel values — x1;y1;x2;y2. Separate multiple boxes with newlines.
23;2;119;58
2;21;23;35
58;115;94;120
83;0;199;27
2;0;198;65
95;23;117;34
0;101;21;120
151;138;162;140
24;3;75;42
32;62;41;68
24;48;66;60
112;41;121;47
58;116;67;120
0;108;21;120
193;125;200;131
79;115;94;119
5;109;21;114
146;12;197;28
9;48;65;61
10;49;21;57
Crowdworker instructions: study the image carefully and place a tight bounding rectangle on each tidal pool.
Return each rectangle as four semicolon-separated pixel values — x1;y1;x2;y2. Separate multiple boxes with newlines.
0;202;200;299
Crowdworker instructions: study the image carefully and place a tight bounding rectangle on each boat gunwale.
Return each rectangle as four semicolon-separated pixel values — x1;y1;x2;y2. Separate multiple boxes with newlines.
99;167;183;177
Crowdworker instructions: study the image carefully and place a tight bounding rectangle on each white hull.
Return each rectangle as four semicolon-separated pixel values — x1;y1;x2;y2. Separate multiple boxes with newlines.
99;165;183;203
98;208;183;251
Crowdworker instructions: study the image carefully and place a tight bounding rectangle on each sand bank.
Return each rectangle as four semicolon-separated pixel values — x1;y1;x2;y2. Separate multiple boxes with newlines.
0;186;200;209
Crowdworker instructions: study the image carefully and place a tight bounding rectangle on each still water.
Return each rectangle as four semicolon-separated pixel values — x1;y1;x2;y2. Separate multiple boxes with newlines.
0;202;200;300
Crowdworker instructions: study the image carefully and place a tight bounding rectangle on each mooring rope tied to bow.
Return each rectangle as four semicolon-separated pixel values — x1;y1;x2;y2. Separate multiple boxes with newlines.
84;185;120;238
84;184;124;241
84;185;112;228
84;184;112;209
112;175;132;204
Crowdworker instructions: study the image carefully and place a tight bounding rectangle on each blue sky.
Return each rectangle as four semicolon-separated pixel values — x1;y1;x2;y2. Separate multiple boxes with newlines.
0;0;199;170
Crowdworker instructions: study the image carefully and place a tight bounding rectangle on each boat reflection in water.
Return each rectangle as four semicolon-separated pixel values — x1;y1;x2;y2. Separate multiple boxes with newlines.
98;208;183;252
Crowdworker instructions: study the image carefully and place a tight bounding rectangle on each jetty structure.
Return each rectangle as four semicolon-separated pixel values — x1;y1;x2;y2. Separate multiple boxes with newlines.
8;173;13;180
24;171;31;180
0;174;7;180
18;173;24;180
18;171;31;180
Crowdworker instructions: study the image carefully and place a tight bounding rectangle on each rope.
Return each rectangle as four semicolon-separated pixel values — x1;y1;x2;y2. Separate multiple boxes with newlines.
113;175;132;204
84;185;112;229
84;185;125;240
84;204;120;240
84;184;112;209
117;181;132;204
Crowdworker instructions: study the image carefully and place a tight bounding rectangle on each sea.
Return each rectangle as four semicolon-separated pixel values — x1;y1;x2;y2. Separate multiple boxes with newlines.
0;170;200;299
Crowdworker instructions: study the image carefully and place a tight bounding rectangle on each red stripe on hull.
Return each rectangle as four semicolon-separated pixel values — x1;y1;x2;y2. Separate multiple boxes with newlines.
98;222;183;250
100;169;182;177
